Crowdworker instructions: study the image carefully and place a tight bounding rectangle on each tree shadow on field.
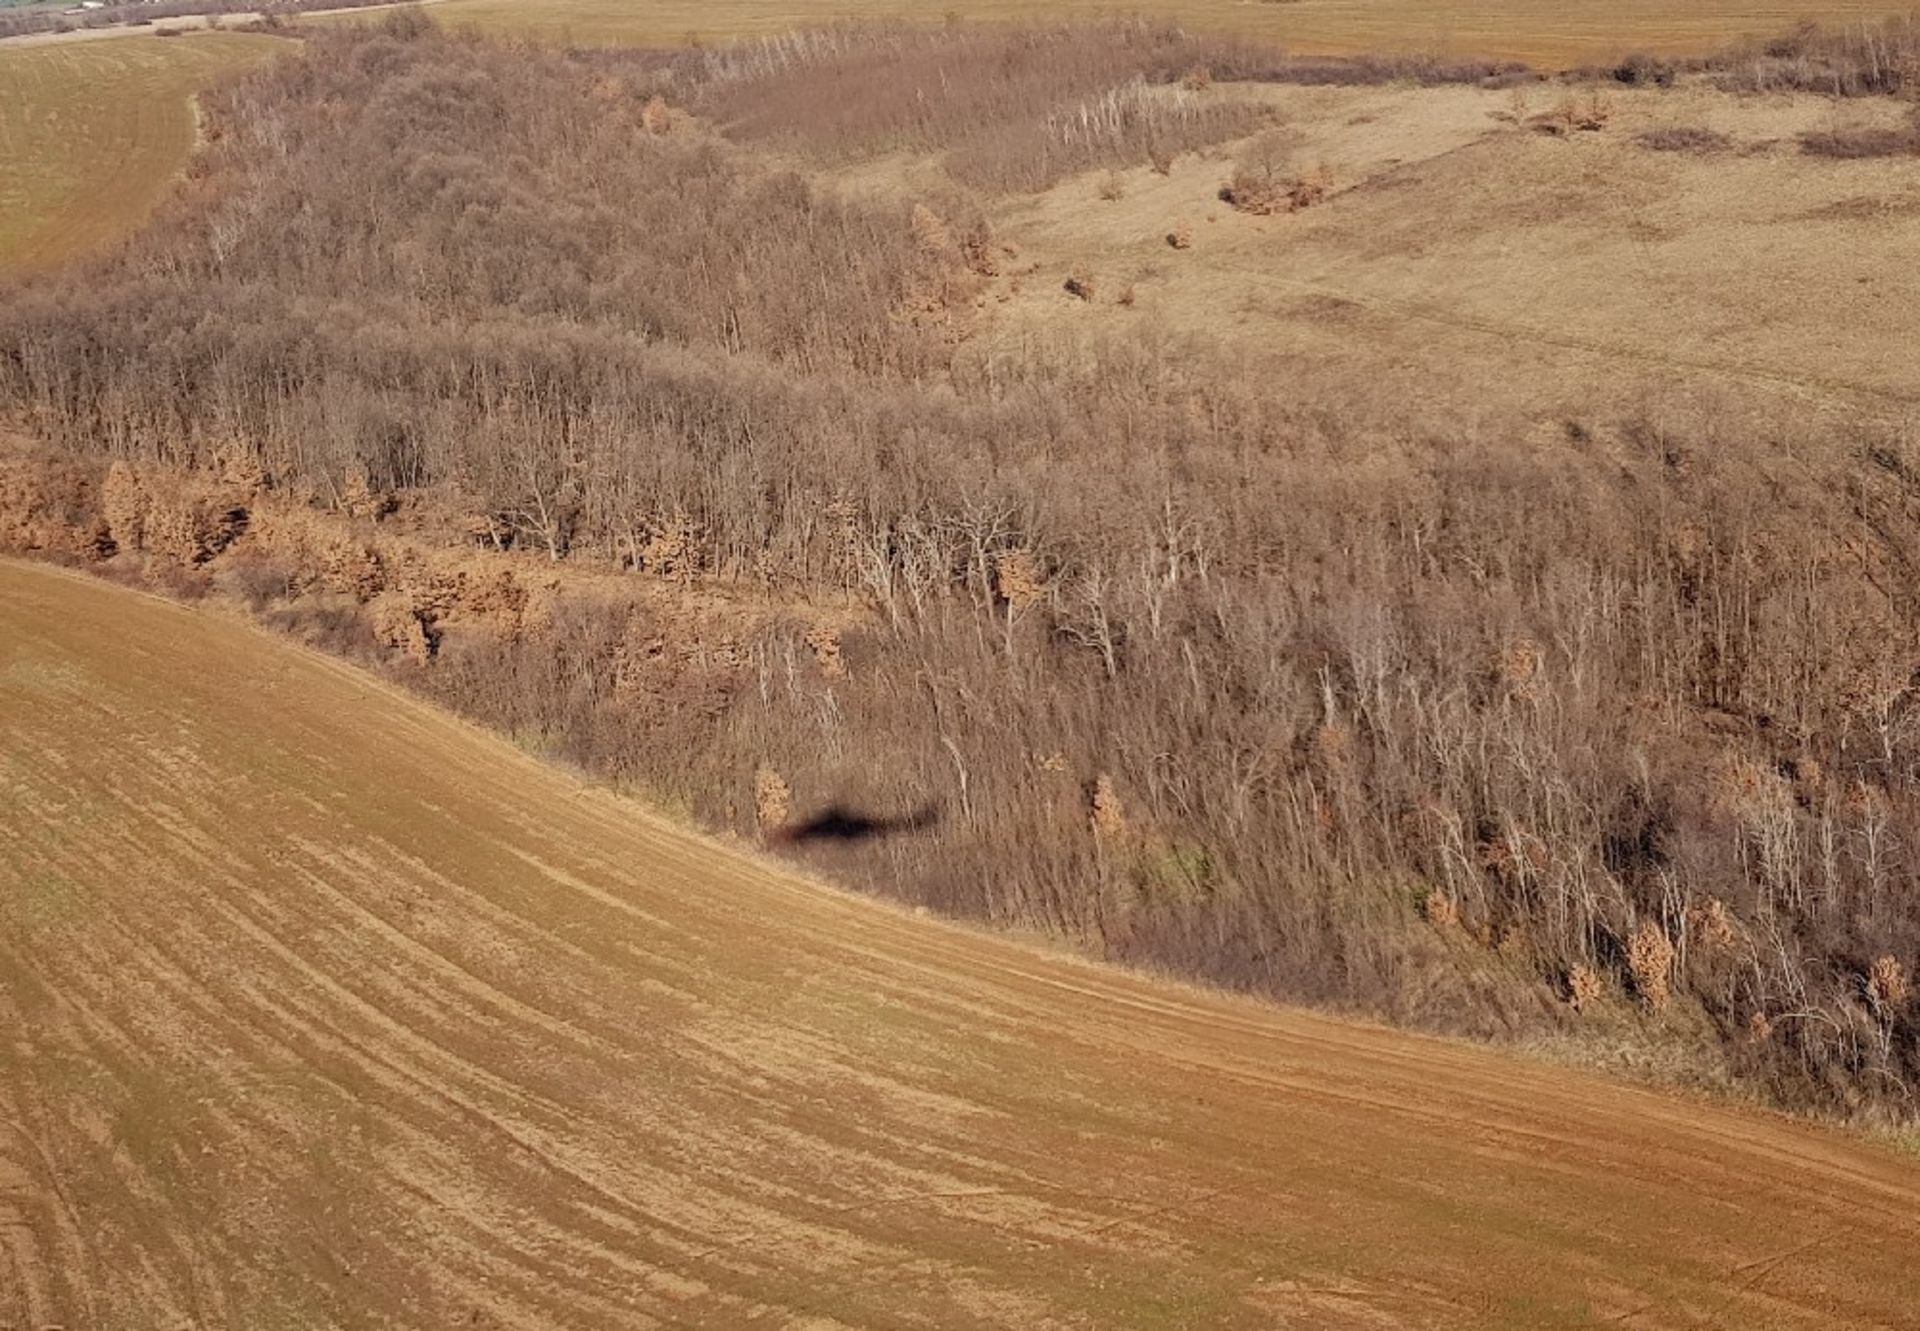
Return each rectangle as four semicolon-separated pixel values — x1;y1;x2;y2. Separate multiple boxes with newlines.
768;802;940;846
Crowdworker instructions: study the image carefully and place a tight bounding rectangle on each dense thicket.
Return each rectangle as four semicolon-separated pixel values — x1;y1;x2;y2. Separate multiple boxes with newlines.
4;17;1918;1119
1596;16;1920;96
687;21;1523;190
1704;14;1920;96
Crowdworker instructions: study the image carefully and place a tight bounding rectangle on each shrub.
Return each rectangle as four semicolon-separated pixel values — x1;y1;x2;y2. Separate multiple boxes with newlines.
1613;52;1680;87
1627;921;1676;1011
1706;16;1920;97
1572;92;1613;131
1799;118;1920;158
1532;92;1612;136
755;766;793;831
1221;158;1331;214
1567;964;1606;1013
1089;775;1128;841
1637;126;1733;153
1869;956;1911;1013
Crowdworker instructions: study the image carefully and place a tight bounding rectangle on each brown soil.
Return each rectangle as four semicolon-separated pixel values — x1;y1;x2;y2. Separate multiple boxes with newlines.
3;555;1918;1329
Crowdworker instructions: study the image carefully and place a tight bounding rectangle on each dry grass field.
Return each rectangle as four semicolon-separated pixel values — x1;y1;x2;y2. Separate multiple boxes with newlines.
0;31;278;275
411;0;1920;67
5;554;1920;1328
980;80;1920;427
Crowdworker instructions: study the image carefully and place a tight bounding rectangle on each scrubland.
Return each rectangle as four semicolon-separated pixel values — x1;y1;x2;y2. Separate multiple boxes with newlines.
6;13;1920;1128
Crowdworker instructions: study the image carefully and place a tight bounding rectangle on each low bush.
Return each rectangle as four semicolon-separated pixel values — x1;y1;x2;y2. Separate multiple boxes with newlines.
1799;116;1920;158
1637;126;1733;153
1611;51;1682;87
1218;128;1332;213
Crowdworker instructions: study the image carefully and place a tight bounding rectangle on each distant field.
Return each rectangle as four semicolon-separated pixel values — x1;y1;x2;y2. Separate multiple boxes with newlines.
0;32;279;276
411;0;1920;67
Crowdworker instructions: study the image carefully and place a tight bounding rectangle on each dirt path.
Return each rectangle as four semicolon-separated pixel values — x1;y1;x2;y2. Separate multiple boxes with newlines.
3;556;1918;1329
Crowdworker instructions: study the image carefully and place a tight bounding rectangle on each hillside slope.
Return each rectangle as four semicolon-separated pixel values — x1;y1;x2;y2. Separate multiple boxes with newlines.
3;556;1919;1330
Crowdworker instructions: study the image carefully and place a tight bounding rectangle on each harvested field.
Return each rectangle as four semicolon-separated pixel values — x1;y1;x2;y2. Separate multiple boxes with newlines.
0;32;279;275
4;555;1920;1327
403;0;1920;68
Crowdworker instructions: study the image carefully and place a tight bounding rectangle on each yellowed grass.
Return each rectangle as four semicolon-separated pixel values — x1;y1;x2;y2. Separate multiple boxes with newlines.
404;0;1920;67
986;80;1920;424
0;32;280;276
